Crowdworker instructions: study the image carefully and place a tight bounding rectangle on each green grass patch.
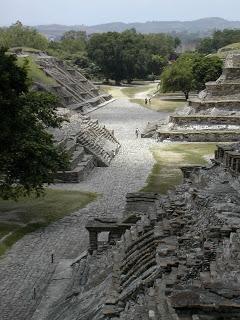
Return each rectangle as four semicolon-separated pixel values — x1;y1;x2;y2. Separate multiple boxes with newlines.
100;83;158;100
130;98;186;112
17;56;57;86
142;143;217;194
10;47;42;53
100;85;126;98
121;83;157;98
0;189;97;256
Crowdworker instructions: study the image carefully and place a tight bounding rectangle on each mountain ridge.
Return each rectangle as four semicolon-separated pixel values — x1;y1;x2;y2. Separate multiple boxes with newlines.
35;17;240;39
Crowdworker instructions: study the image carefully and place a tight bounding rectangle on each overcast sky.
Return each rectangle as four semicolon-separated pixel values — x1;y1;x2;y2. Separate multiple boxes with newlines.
1;0;240;26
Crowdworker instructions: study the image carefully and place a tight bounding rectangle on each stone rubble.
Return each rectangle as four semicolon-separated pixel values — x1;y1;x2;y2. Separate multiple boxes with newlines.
0;98;160;320
143;53;240;142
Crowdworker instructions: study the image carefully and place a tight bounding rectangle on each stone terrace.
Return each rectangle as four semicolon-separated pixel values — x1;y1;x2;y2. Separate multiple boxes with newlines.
143;53;240;142
0;98;162;320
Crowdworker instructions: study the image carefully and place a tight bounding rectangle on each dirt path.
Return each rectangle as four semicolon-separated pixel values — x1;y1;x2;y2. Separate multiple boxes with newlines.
0;97;167;320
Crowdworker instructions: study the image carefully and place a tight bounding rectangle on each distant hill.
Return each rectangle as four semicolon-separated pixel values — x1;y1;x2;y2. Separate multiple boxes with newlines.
36;18;240;40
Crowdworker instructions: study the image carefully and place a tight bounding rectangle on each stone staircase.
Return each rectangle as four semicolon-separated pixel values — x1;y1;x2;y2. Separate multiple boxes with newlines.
37;56;111;113
145;53;240;142
51;110;120;182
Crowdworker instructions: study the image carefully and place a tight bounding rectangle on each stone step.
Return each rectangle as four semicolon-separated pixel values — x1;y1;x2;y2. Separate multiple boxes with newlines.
69;146;86;170
55;154;95;183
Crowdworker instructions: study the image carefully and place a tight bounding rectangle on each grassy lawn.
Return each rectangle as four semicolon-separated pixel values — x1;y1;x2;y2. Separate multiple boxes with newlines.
142;143;217;194
17;56;57;86
130;98;186;112
0;189;97;256
100;85;126;98
100;82;157;99
121;83;157;98
101;83;186;113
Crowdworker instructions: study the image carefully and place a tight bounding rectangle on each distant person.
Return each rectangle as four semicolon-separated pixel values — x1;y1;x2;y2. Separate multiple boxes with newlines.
145;98;148;105
135;128;140;138
149;98;152;104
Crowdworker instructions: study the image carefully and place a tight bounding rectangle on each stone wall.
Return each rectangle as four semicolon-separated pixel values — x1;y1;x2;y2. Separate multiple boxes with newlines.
156;130;240;142
143;53;240;141
169;115;240;126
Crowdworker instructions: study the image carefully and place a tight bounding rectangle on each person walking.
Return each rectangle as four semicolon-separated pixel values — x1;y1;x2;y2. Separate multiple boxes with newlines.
145;98;148;105
135;128;139;138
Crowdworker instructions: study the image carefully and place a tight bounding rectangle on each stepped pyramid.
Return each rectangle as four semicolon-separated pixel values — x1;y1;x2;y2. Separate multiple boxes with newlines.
15;49;120;183
151;53;240;142
51;110;121;183
36;55;111;113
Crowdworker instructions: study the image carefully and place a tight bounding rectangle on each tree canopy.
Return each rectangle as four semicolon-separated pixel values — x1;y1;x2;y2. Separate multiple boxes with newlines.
87;29;179;84
197;29;240;54
161;53;223;99
0;49;69;200
0;21;48;50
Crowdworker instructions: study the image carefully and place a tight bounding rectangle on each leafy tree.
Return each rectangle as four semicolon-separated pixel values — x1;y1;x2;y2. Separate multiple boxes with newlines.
161;54;194;100
87;32;125;84
0;49;69;200
147;54;168;77
192;55;223;90
197;29;240;54
144;33;180;56
161;53;222;99
0;21;49;50
87;29;179;84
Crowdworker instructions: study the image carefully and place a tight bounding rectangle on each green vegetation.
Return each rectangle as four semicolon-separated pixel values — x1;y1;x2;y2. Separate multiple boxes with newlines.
0;48;69;200
142;143;217;194
214;42;240;59
101;83;185;112
17;56;57;85
0;21;48;50
0;189;97;256
161;53;223;99
197;29;240;54
131;98;186;112
121;83;156;98
87;29;179;84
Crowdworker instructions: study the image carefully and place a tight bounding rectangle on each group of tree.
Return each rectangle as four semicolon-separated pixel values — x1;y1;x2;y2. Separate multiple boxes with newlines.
0;23;180;83
0;48;69;200
197;29;240;54
87;29;179;84
0;21;48;50
161;53;223;99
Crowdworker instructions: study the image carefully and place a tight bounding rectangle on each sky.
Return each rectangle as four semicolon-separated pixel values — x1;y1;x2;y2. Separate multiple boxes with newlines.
1;0;240;26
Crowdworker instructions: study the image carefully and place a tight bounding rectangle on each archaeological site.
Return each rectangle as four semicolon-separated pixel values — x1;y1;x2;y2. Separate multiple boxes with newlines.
2;6;240;320
143;54;240;142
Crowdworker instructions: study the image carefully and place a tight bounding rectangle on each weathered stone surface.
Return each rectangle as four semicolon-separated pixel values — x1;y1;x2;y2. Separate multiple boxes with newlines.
143;53;240;142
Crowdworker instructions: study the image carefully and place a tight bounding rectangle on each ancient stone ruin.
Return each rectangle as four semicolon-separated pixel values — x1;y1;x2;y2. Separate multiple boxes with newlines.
143;53;240;142
15;49;120;183
50;110;120;182
36;55;111;113
31;143;240;319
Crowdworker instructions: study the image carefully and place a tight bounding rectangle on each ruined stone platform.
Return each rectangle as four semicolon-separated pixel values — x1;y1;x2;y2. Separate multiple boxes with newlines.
143;53;240;142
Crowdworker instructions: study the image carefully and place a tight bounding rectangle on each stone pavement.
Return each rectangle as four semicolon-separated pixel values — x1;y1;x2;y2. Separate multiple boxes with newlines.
0;98;167;320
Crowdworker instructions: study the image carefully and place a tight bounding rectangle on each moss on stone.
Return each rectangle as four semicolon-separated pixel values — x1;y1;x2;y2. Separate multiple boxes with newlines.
17;56;57;86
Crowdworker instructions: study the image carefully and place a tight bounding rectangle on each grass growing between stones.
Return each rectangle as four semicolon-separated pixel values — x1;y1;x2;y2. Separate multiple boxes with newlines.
17;56;57;86
0;189;97;256
142;143;217;194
